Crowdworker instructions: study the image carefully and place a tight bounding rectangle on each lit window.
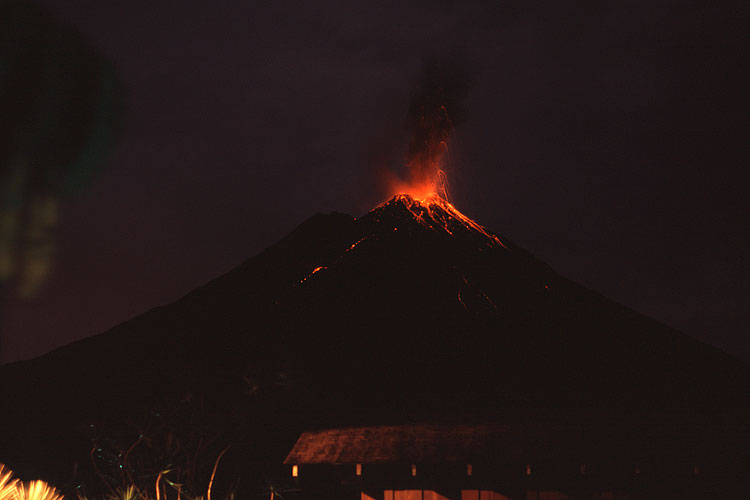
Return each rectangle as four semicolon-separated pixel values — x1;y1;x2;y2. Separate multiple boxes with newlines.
466;464;472;476
411;464;417;477
525;464;531;476
356;463;362;476
292;465;298;477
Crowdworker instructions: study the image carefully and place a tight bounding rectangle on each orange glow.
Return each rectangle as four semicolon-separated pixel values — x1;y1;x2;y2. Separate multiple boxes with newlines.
395;490;421;500
376;114;507;247
466;464;472;476
379;97;452;204
299;266;327;284
356;463;362;476
292;465;298;477
347;237;369;253
411;464;417;477
376;72;495;246
462;491;479;500
155;471;163;500
384;194;507;249
10;480;63;500
207;446;230;500
381;167;449;205
0;465;62;500
1;464;19;500
423;491;451;500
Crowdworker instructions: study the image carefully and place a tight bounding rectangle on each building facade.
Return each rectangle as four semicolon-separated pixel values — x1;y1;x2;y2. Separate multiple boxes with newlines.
282;424;717;500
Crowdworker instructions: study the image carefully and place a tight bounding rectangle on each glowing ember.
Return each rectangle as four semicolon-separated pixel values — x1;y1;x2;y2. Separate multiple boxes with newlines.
384;194;508;249
380;103;451;205
381;61;469;205
299;266;327;284
372;61;499;253
346;236;369;253
382;164;449;205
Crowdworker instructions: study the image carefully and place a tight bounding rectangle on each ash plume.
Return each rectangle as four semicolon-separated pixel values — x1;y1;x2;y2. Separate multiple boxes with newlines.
403;59;473;190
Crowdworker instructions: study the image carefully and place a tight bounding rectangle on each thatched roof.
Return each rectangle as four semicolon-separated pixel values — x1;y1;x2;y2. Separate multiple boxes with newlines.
283;421;736;465
283;424;557;464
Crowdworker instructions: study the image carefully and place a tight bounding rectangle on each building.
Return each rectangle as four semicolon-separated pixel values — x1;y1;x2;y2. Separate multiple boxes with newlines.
282;423;727;500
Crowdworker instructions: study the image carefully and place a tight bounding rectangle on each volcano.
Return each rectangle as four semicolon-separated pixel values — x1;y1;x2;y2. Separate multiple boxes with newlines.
1;194;748;495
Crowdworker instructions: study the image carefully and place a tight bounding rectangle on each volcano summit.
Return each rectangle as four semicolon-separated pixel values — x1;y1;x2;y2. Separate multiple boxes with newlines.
1;194;748;496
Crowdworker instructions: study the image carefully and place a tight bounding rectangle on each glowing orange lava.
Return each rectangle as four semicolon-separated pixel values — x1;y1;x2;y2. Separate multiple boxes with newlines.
380;99;454;203
389;194;507;249
381;144;451;204
374;78;504;247
382;165;449;204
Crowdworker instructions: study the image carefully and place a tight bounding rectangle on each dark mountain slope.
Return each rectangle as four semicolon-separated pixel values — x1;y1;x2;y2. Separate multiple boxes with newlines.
1;194;748;493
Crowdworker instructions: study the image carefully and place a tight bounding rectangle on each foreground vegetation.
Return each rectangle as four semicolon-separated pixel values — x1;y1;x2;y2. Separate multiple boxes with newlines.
2;464;63;500
0;460;237;500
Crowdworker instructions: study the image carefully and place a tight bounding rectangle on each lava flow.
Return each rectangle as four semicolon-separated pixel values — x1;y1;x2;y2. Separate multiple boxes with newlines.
371;62;505;247
377;100;503;247
377;122;504;248
379;194;507;249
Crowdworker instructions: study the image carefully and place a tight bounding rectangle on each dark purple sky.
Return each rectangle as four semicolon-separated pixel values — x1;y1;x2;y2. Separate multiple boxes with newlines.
2;0;748;363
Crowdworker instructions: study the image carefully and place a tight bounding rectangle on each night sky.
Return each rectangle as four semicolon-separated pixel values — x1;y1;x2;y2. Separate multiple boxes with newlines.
2;0;747;364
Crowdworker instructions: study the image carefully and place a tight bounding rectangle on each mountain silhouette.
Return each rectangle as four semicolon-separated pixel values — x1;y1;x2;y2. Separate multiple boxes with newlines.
1;194;748;495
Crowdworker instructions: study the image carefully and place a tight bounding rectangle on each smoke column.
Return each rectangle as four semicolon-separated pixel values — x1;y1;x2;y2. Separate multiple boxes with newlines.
380;59;473;201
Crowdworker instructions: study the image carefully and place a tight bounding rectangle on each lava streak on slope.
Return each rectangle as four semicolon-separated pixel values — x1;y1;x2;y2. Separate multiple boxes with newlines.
295;193;511;297
368;194;508;249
